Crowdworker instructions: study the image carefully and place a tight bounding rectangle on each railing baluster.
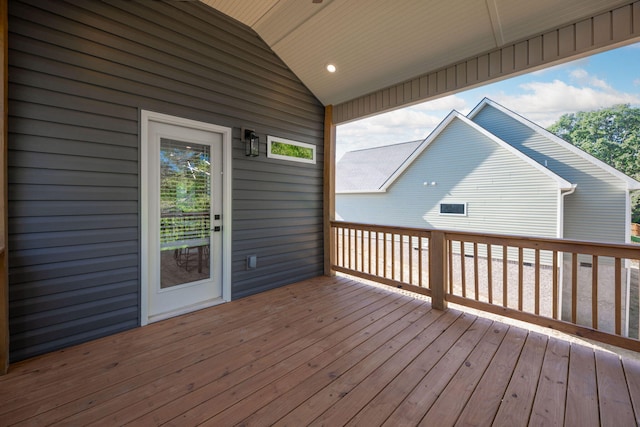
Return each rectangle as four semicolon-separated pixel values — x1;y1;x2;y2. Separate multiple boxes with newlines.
383;232;387;279
487;244;493;304
409;235;413;285
360;228;364;272
553;251;558;319
518;247;523;311
473;242;479;300
367;230;371;275
615;257;622;335
375;232;380;276
399;234;404;282
341;226;346;268
592;255;598;329
572;253;578;324
447;239;453;294
535;249;540;315
503;246;508;308
460;242;466;298
418;237;423;287
391;234;395;280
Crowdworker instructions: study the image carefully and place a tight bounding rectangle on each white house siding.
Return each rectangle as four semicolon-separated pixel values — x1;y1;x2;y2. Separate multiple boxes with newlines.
336;118;561;239
471;105;628;244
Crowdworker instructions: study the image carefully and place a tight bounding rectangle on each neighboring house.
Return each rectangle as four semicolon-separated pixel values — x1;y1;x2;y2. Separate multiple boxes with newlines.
337;98;640;244
336;98;640;332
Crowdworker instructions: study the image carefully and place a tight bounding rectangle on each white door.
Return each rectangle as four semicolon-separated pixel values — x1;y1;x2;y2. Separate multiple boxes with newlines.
141;112;231;324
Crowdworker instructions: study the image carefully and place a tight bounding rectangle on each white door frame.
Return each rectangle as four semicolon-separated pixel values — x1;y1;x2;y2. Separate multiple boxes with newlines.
140;110;232;326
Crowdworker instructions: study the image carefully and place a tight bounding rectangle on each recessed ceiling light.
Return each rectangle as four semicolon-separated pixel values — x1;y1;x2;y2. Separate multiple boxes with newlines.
326;64;336;73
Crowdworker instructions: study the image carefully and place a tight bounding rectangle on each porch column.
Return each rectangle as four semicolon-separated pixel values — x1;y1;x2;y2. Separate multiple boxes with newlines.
323;105;336;276
1;0;8;374
429;230;448;311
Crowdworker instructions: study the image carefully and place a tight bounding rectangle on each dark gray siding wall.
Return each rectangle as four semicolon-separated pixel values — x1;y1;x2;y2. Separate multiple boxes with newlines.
8;0;324;361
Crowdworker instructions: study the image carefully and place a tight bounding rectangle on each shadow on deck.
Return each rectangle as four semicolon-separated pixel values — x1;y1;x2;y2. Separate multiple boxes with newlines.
1;275;639;426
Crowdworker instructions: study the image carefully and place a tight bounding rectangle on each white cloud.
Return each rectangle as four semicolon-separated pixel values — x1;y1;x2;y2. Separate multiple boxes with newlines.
337;69;640;159
492;75;640;127
336;95;468;159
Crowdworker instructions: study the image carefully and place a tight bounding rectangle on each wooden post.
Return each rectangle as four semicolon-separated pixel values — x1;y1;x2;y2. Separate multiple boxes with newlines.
323;105;336;276
0;0;9;375
429;230;448;310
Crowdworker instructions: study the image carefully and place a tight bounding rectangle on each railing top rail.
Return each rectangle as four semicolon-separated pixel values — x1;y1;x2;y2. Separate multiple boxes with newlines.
330;220;640;258
330;221;432;237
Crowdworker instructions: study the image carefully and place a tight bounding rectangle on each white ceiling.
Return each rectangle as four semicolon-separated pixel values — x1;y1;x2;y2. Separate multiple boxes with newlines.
201;0;632;106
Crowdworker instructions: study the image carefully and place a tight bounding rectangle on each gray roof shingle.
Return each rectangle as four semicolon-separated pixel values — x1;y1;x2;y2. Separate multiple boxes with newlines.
336;140;422;192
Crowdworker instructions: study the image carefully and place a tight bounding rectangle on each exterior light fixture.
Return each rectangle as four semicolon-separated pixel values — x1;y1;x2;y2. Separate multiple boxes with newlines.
326;64;336;73
243;128;259;157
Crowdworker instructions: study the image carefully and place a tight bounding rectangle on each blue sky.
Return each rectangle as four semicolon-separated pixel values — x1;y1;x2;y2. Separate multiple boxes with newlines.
336;42;640;160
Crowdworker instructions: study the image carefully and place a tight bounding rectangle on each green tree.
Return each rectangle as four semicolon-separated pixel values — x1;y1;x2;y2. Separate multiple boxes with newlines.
547;104;640;223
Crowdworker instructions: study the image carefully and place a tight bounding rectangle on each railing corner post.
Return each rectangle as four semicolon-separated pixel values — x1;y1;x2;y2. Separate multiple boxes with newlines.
429;230;448;311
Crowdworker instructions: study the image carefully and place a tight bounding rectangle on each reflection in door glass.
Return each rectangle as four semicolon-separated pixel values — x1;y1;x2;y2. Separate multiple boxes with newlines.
159;139;211;288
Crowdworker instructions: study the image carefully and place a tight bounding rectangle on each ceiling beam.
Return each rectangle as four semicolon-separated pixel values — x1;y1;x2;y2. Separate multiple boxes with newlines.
333;1;640;125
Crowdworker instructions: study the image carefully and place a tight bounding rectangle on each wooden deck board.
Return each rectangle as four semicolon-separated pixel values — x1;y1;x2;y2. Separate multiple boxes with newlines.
1;276;638;426
529;337;570;426
595;349;636;427
492;331;548;426
565;342;600;427
454;326;528;426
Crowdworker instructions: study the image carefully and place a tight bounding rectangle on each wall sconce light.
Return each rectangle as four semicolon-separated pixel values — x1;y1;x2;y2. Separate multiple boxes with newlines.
243;128;259;157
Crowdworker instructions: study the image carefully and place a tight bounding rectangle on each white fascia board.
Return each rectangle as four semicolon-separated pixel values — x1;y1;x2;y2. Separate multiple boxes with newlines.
336;189;387;194
469;98;640;191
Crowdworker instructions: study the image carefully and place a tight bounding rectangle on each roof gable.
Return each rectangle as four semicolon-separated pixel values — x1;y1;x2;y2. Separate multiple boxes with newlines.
337;110;573;193
468;98;640;190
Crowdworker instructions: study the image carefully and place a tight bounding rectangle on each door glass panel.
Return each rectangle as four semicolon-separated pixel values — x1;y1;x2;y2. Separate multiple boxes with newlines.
159;138;211;288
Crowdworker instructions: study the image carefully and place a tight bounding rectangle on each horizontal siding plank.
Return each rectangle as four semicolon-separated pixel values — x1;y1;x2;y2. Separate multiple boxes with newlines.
9;83;136;121
9;267;138;301
9;254;138;284
9;201;138;217
9;168;137;187
9;184;138;201
10;280;136;318
233;209;322;221
10;134;138;160
10;101;138;134
9;306;139;360
9;228;137;251
10;214;137;233
233;199;322;212
9;116;137;148
10;241;138;268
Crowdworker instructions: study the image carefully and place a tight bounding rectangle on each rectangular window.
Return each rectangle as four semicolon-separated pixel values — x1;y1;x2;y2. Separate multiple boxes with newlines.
439;202;467;216
267;135;316;164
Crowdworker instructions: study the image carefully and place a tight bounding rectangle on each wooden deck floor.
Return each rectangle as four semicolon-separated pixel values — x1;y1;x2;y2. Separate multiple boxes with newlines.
2;276;640;426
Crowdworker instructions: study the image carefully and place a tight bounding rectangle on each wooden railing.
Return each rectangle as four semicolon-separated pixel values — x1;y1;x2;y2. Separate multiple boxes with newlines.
331;221;640;352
